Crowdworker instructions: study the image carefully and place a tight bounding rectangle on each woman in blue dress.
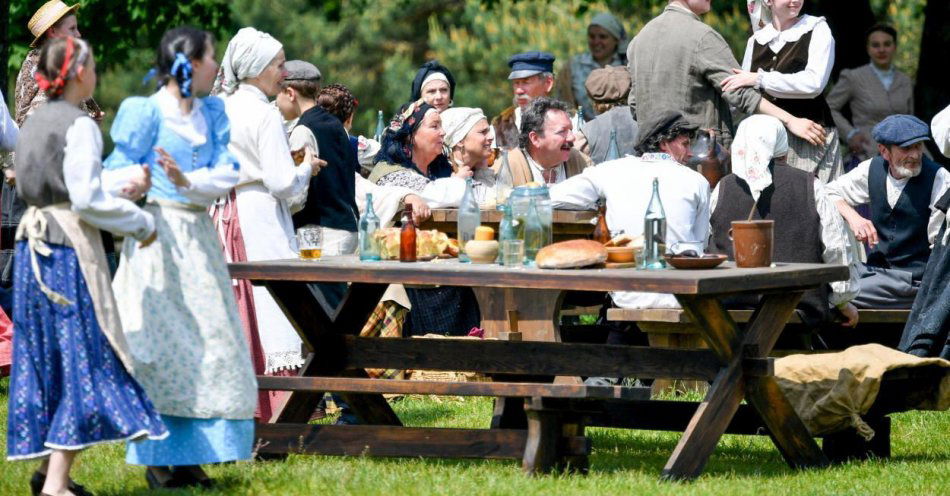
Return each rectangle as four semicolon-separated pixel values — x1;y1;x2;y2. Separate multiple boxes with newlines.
7;36;167;496
104;27;257;488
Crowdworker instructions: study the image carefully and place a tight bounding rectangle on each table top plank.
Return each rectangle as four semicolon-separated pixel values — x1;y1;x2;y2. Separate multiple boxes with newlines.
229;256;849;296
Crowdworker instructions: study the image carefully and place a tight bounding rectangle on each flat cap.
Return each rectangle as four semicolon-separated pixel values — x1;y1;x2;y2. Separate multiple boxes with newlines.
284;60;321;82
872;114;930;147
585;65;630;103
635;110;698;150
508;51;555;80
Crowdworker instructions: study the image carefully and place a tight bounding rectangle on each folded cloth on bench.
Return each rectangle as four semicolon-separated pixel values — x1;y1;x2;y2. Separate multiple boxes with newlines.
775;344;949;440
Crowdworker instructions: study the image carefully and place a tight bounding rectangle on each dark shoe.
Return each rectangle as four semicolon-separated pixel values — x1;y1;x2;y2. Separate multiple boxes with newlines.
171;466;214;489
334;410;360;425
145;467;184;489
31;471;94;496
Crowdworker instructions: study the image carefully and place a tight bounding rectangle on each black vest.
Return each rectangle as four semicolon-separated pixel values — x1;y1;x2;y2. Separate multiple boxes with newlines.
291;106;360;232
867;155;939;280
750;31;833;127
711;164;829;326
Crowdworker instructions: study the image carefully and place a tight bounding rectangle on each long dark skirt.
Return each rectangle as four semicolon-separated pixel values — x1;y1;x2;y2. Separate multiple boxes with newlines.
404;286;480;337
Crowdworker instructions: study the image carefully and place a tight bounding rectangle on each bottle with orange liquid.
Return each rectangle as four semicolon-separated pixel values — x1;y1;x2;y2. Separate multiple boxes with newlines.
400;204;417;263
592;201;610;244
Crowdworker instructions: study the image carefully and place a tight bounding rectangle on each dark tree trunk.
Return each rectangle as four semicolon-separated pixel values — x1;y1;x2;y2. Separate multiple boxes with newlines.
809;0;877;80
916;0;950;124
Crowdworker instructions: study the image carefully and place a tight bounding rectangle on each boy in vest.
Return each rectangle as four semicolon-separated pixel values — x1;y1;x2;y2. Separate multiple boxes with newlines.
826;114;950;309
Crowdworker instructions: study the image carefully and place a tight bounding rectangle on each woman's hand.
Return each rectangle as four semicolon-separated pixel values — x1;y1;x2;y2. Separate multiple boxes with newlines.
720;69;759;93
155;147;191;188
120;165;152;200
3;168;15;187
786;117;826;146
453;165;473;179
404;194;431;224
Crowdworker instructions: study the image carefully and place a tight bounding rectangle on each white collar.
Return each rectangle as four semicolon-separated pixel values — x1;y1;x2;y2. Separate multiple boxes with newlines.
524;147;563;174
154;87;207;147
237;83;270;103
870;64;895;78
753;14;825;45
640;152;675;162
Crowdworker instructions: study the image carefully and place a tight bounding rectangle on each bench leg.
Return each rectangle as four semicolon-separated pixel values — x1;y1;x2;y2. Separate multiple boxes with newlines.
522;407;559;475
822;416;891;463
556;415;589;475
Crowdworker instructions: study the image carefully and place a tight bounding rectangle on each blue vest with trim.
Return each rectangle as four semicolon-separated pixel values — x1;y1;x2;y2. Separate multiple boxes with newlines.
867;155;939;280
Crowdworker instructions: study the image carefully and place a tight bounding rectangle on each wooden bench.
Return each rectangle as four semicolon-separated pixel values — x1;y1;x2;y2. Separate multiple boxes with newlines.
606;308;911;395
257;374;649;474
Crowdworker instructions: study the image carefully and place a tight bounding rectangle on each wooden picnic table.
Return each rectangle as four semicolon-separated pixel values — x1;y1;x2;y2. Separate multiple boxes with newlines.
420;208;596;241
229;257;847;479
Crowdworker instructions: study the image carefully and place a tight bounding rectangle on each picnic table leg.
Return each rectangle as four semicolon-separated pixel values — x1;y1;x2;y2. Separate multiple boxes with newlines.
264;281;401;426
662;292;827;480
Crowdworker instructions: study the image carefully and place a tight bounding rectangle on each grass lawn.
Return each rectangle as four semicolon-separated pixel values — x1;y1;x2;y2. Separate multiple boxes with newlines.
1;376;948;495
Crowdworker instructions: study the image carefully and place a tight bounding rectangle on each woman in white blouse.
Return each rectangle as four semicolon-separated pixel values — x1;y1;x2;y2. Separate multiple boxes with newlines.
212;28;322;381
723;0;842;183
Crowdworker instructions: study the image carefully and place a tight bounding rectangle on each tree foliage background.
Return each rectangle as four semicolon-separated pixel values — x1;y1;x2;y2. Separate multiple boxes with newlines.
2;0;942;150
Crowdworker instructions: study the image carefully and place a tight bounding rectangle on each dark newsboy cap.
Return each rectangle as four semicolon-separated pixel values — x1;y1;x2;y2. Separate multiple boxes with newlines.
284;60;321;82
508;51;556;80
873;114;930;147
635;110;698;150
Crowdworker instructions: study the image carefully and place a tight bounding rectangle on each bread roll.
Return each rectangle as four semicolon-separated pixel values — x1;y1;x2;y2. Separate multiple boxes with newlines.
536;239;608;269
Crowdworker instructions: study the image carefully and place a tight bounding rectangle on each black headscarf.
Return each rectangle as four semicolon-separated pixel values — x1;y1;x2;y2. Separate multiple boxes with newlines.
410;60;456;102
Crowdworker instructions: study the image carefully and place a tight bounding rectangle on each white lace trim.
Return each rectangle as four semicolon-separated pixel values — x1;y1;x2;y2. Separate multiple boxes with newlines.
264;351;306;374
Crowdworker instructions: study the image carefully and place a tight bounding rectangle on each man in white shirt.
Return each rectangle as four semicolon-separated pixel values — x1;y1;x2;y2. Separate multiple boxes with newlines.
826;114;950;308
497;97;592;187
550;110;710;310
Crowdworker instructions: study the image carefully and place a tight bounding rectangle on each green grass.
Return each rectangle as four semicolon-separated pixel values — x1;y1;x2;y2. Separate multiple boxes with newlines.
1;377;948;495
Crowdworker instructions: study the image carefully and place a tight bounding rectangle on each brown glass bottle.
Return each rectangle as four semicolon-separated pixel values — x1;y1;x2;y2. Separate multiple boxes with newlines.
592;202;610;244
400;204;417;262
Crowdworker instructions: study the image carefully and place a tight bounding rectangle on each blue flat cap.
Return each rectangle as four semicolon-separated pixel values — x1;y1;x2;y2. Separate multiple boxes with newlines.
508;51;556;80
872;114;931;147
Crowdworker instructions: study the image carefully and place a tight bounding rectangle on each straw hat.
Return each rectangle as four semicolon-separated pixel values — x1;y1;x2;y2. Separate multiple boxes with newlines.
28;1;80;48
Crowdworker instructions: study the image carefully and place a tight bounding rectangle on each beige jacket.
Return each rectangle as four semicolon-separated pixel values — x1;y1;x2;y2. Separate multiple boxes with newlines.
493;147;592;187
826;63;914;156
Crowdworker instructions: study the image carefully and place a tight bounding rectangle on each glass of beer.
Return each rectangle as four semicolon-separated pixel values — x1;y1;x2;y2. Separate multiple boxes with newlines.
296;226;323;260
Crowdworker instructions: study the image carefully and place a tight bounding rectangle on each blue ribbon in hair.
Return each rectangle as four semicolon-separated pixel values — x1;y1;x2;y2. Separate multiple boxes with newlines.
170;52;194;98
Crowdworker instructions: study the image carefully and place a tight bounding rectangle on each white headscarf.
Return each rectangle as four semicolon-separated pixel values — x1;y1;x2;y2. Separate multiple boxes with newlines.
441;107;487;151
731;115;788;202
421;72;449;92
215;27;283;95
747;0;773;32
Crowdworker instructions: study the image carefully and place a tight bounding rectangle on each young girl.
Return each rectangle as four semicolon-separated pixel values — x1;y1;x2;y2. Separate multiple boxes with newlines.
6;36;167;496
104;27;257;488
722;0;841;183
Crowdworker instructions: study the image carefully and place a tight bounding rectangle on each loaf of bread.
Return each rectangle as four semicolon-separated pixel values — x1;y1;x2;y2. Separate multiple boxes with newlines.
535;239;608;269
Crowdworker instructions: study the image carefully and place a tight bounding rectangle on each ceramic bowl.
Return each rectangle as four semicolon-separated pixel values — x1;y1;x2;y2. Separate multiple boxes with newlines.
465;240;500;264
606;246;637;264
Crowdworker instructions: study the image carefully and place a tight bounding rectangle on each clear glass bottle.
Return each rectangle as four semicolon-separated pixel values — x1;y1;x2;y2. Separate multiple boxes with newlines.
399;204;416;263
457;177;480;263
493;151;514;206
523;198;544;265
359;193;381;261
497;203;516;264
605;129;621;163
373;110;385;143
642;177;667;270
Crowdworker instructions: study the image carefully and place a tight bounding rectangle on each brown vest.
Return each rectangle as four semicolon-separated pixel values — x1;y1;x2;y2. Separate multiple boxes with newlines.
493;147;591;187
751;31;834;126
710;164;830;326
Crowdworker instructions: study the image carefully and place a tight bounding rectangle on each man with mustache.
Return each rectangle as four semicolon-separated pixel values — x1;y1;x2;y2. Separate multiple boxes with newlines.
826;114;950;309
492;51;557;150
494;97;592;187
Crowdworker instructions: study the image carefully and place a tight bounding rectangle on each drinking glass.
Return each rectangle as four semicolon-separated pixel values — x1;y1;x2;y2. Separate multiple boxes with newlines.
501;240;525;267
296;226;323;260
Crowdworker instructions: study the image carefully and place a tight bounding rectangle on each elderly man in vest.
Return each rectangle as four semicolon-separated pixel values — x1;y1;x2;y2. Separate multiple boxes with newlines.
826;114;950;309
492;51;557;150
494;97;592;187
